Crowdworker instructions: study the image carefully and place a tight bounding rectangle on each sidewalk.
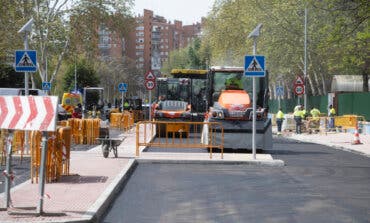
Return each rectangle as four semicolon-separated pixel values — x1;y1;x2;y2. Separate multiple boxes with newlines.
0;125;283;223
278;129;370;157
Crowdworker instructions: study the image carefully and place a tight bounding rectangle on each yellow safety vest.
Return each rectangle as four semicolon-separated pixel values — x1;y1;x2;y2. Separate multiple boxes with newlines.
276;111;284;119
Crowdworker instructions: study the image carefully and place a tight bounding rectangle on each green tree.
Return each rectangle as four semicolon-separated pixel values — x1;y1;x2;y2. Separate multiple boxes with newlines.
63;59;100;92
0;64;24;88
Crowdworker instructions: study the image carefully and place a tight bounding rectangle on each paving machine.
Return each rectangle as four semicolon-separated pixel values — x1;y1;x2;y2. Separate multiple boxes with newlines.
152;77;192;137
201;66;272;150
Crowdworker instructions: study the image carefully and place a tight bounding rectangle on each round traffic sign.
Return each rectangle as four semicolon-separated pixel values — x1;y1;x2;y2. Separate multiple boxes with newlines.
145;80;155;90
294;84;304;95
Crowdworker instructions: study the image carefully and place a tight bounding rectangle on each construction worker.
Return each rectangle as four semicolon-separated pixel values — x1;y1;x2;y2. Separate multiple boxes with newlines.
123;100;130;110
328;104;336;130
293;105;303;134
225;73;243;90
306;107;321;131
276;108;284;135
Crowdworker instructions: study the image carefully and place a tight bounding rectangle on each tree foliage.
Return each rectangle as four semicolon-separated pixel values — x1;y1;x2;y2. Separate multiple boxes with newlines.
161;37;210;74
63;58;100;92
202;0;369;96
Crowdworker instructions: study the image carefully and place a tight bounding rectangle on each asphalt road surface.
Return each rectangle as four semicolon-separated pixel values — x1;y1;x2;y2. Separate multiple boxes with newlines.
103;137;370;223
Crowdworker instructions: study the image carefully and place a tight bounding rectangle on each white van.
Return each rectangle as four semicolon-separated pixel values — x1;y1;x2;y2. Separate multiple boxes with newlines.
0;88;46;96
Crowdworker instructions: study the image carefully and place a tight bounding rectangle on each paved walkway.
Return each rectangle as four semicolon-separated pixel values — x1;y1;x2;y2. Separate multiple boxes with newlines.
0;125;368;222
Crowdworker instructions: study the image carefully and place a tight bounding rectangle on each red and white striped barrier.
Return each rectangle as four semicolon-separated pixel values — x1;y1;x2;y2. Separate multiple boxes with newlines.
0;96;58;132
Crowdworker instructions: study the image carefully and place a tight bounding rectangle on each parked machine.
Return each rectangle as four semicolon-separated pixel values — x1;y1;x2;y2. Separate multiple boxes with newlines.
152;69;209;137
83;87;105;119
201;66;272;150
152;77;192;137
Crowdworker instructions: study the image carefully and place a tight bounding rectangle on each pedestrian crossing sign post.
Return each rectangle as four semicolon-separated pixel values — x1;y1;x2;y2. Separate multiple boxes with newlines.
42;82;51;91
118;83;128;93
276;86;284;97
244;55;265;77
15;50;37;72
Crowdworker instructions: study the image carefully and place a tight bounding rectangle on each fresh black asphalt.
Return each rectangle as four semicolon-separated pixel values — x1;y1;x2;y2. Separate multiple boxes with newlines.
103;137;370;223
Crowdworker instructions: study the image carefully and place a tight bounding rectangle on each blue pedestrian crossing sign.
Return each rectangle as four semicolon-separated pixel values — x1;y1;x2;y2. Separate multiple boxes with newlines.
15;50;37;72
118;83;128;92
244;55;265;77
276;86;284;97
42;82;51;91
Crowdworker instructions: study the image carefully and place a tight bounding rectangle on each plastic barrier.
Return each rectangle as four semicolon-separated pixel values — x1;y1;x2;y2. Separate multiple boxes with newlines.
334;115;365;132
67;118;100;145
282;114;296;131
110;113;122;128
30;126;72;183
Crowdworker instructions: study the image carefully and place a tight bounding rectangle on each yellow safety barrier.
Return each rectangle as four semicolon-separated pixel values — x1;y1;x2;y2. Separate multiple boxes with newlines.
67;118;100;145
110;112;135;132
135;121;224;159
335;115;365;131
30;126;72;183
110;113;122;128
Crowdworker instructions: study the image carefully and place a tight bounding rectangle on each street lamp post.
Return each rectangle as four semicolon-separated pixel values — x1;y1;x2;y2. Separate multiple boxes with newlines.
304;6;308;110
248;23;263;160
18;18;34;95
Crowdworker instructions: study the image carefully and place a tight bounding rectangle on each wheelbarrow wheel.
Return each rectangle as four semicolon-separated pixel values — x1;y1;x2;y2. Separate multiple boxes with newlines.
113;147;118;158
102;143;109;158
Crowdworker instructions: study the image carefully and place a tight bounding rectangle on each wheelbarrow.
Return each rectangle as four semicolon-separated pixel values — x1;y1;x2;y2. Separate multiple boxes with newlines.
96;137;125;158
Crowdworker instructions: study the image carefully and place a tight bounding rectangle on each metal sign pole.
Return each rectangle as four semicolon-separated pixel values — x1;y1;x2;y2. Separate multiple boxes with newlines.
37;131;48;215
148;90;152;121
4;130;14;209
121;91;124;112
252;38;257;160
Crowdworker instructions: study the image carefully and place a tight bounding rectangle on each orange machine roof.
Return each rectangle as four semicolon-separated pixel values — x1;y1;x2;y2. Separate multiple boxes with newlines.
218;90;251;110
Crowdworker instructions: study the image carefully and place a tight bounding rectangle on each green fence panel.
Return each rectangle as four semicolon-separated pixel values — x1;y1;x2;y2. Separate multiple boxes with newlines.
337;92;370;121
269;95;327;115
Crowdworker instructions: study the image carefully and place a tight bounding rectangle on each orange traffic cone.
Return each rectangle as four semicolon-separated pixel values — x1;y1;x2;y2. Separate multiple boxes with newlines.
352;127;362;145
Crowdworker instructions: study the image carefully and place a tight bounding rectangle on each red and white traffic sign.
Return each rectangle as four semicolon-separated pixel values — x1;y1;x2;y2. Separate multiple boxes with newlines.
145;70;156;81
145;80;155;90
0;96;58;131
294;76;304;85
294;84;305;96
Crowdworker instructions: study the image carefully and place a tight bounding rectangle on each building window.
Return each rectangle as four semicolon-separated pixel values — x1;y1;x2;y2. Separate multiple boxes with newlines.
136;38;144;43
136;26;144;31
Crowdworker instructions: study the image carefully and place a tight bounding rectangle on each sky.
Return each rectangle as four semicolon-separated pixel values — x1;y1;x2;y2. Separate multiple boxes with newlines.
133;0;215;25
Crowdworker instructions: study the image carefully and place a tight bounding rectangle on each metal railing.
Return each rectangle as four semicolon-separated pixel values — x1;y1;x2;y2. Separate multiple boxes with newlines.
135;121;224;159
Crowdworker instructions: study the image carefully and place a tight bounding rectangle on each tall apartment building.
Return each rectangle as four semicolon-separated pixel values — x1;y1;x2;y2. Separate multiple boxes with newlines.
124;9;203;76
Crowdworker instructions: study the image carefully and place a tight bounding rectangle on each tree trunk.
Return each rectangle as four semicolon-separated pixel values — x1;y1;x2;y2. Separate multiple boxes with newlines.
283;78;292;99
363;57;369;92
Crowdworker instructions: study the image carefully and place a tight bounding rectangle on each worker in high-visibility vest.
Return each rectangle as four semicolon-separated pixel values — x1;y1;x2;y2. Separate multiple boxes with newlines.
328;104;336;130
306;107;321;131
293;105;303;134
225;73;243;90
276;108;284;135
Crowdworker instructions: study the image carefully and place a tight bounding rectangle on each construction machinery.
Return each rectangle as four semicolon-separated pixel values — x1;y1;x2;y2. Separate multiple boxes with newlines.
152;69;209;137
153;77;192;137
201;66;272;150
61;92;82;115
82;87;105;119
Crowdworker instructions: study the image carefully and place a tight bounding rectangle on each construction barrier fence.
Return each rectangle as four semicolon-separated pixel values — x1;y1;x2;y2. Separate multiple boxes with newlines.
67;118;101;145
30;126;72;183
135;121;224;159
110;112;135;131
271;113;366;133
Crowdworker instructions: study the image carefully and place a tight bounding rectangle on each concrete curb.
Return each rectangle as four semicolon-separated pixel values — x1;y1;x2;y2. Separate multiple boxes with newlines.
88;159;137;223
283;136;370;158
136;158;285;167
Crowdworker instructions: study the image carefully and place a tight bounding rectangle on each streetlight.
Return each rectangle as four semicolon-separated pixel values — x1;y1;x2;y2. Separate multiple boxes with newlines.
248;23;263;160
304;6;308;111
18;18;34;96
